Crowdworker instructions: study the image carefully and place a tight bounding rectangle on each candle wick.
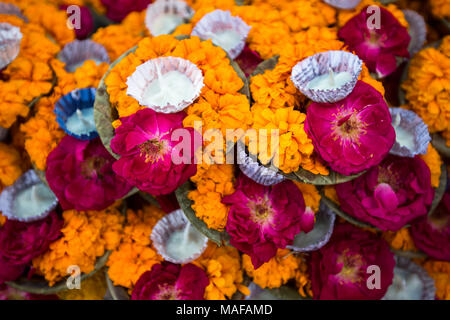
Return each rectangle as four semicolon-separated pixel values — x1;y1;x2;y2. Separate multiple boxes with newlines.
394;113;401;127
76;109;91;127
328;68;335;86
181;222;191;247
31;185;40;202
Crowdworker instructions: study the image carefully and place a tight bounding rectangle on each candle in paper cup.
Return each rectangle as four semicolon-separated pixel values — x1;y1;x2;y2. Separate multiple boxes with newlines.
0;170;58;222
145;0;194;36
306;69;353;91
126;57;204;113
191;9;251;59
65;108;96;136
151;209;208;264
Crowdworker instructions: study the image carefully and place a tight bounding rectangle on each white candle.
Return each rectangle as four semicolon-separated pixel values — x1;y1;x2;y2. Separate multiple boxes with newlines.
165;222;205;261
202;29;241;53
383;268;424;300
65;108;96;135
151;14;184;36
393;114;415;150
13;184;56;220
143;70;194;107
306;70;352;90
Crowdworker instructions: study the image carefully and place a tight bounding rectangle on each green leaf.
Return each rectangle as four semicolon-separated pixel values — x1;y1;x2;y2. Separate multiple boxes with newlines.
284;168;363;185
105;270;130;300
94;46;138;159
429;164;448;216
250;55;279;78
431;134;450;159
392;249;427;260
6;252;111;295
175;182;229;246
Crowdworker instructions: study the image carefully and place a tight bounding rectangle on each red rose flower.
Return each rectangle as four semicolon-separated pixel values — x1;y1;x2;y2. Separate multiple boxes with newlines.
46;136;133;211
338;6;410;77
411;193;450;261
336;155;434;231
223;174;314;269
101;0;152;22
131;262;209;300
311;223;395;300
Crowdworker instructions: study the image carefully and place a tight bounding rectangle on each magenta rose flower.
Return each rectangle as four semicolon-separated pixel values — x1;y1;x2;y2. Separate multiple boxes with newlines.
338;6;410;77
0;211;62;266
336;155;434;231
46;136;133;211
311;223;395;300
223;174;314;269
411;193;450;261
234;44;263;77
60;5;94;40
101;0;152;22
131;262;209;300
0;284;59;300
111;108;199;196
0;257;25;284
305;81;395;176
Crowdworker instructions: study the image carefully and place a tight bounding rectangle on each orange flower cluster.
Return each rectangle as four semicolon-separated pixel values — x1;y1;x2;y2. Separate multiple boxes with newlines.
242;249;301;289
420;260;450;300
430;0;450;19
32;203;125;286
382;228;417;252
293;182;321;213
92;24;143;62
323;185;340;205
295;255;312;298
193;242;248;300
188;164;235;230
419;144;443;188
337;0;409;28
20;94;65;171
57;268;107;300
249;37;383;174
105;36;252;139
0;142;25;189
106;204;166;290
0;213;6;227
402;37;450;146
0;14;57;128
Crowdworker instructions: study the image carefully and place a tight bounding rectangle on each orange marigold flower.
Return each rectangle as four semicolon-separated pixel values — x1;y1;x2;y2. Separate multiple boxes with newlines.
0;213;6;227
188;164;235;230
106;204;166;290
402;38;450;146
193;242;246;300
430;0;450;19
420;260;450;300
0;142;24;188
32;203;125;286
92;25;142;61
293;181;321;212
295;256;313;298
382;228;417;252
419;144;443;188
242;249;299;289
20;95;65;171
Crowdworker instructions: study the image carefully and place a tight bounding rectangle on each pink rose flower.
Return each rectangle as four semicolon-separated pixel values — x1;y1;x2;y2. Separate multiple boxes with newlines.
46;136;133;211
305;81;395;176
0;284;59;300
223;174;314;269
336;155;434;231
234;44;263;77
131;262;209;300
60;5;94;40
111;108;199;196
0;257;25;284
411;193;450;261
311;223;395;300
338;6;410;77
101;0;152;22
